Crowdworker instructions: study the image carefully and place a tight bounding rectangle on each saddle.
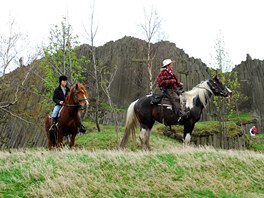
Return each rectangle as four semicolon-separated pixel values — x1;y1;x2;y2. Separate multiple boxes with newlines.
150;94;174;107
150;92;187;114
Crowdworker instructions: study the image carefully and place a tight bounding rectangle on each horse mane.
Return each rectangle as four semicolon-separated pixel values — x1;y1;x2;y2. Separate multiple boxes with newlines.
183;80;211;108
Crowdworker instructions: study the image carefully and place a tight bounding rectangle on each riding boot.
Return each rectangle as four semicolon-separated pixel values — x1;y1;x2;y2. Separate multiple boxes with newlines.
49;117;57;132
79;123;86;133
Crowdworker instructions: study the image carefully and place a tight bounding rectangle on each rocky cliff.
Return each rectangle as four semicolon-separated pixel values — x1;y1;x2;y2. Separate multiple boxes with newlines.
0;63;47;148
78;36;211;107
233;54;264;132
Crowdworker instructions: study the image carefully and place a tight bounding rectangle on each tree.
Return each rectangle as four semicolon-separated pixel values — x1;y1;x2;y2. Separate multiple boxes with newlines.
84;1;101;132
210;30;231;72
0;18;23;76
99;64;120;144
210;31;247;146
40;18;89;109
139;8;162;94
210;30;247;114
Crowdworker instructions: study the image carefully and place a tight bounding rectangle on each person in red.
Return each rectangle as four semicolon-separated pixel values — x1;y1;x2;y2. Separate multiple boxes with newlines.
250;125;257;136
157;59;188;122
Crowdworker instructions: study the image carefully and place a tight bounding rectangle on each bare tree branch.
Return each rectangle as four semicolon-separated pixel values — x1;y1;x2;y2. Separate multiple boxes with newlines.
138;7;162;94
0;107;32;124
0;50;40;123
0;17;22;76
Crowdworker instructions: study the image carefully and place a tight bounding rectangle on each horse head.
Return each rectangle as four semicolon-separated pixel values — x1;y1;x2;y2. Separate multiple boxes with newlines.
67;83;89;108
207;76;232;97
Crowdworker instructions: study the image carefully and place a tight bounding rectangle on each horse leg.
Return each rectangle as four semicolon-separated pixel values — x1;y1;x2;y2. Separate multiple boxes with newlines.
45;115;54;150
139;127;151;151
183;119;195;145
47;135;53;150
57;129;64;149
69;133;77;149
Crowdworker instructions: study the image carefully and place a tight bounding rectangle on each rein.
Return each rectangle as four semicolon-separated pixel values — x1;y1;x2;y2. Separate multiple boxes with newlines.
64;104;82;107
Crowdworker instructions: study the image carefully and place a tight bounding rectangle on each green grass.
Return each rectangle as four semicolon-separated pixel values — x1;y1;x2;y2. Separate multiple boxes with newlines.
248;134;264;152
158;120;242;137
76;120;179;151
227;112;257;124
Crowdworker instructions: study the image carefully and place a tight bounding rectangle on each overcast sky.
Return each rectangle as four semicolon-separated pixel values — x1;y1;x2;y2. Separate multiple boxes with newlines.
1;0;264;70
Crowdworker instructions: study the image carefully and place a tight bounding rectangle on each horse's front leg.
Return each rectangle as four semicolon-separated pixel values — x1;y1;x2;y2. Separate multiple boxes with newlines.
69;132;77;149
57;129;64;149
183;119;195;145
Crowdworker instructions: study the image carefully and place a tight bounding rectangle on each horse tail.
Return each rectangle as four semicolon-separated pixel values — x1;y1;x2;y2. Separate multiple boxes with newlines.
120;100;139;148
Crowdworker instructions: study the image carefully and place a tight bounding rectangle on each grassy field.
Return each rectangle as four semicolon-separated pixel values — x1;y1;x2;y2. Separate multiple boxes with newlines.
1;121;264;197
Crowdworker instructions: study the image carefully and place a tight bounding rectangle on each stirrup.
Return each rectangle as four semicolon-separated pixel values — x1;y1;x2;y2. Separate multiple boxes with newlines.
79;124;86;133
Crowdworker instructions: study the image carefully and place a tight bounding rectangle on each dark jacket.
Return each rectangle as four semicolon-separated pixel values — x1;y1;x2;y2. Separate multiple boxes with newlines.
52;85;70;105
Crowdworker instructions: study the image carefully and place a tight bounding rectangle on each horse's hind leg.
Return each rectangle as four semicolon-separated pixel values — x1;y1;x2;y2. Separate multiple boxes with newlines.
139;128;151;151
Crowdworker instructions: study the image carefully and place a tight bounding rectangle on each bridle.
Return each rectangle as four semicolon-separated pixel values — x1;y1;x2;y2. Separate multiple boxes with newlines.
207;79;228;96
65;88;88;108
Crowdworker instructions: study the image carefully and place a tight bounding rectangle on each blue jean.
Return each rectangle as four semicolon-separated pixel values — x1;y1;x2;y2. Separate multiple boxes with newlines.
51;105;62;118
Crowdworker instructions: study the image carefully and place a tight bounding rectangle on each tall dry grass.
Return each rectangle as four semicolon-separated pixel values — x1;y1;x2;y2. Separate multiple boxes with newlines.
1;146;264;197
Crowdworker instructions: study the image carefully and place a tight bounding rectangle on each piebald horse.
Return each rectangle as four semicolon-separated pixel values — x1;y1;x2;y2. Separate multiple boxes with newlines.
120;76;232;150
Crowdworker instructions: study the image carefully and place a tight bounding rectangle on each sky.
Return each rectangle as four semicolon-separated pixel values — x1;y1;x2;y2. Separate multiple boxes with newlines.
1;0;264;72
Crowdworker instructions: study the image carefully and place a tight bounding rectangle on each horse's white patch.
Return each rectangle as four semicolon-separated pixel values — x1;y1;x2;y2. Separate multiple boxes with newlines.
157;103;173;110
182;80;212;109
184;133;191;144
140;128;147;134
166;106;172;110
84;95;89;106
226;87;232;97
139;128;147;139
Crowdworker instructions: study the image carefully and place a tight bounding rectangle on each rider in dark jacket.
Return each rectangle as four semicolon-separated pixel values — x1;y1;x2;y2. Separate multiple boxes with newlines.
49;75;86;133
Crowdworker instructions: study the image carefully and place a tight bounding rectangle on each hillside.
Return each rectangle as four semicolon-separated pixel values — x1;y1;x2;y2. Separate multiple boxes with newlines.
1;145;263;197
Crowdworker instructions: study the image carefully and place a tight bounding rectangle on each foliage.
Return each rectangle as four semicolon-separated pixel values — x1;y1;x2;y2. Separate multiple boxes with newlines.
39;18;90;109
209;31;247;117
209;68;248;117
209;31;248;132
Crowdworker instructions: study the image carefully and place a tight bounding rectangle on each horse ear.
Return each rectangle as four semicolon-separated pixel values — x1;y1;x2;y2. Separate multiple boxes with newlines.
214;75;218;81
75;83;79;90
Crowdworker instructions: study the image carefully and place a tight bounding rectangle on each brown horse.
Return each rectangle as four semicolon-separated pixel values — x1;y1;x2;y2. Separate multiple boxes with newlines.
45;83;89;149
